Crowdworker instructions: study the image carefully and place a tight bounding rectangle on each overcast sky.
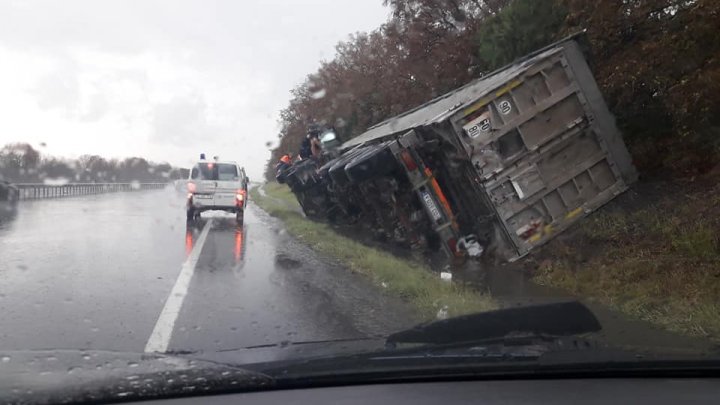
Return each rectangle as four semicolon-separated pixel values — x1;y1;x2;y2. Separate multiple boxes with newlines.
0;0;389;178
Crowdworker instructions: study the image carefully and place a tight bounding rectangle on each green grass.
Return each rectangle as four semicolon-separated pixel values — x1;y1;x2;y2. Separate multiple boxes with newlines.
262;182;302;207
251;183;497;320
534;190;720;340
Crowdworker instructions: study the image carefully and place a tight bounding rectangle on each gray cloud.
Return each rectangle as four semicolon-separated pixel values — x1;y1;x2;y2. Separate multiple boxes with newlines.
80;93;110;122
32;65;80;113
151;93;218;146
0;0;389;178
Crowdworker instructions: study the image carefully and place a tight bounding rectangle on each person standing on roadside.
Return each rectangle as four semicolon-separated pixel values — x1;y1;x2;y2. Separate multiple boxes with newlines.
310;132;322;161
275;153;292;183
299;134;312;160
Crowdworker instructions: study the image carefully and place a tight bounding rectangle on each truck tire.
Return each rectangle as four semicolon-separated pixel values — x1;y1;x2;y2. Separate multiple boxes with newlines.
328;146;371;186
345;143;397;183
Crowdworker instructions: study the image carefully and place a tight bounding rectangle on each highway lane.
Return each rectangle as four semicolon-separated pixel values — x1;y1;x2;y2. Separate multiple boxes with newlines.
0;188;417;357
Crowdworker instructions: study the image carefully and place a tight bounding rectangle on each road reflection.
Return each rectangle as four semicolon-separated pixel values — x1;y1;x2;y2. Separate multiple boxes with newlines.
234;226;244;263
185;217;247;266
185;227;194;257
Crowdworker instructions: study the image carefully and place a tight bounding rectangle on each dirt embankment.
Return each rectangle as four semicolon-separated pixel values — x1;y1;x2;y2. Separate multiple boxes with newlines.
516;170;720;341
251;183;497;321
259;168;720;344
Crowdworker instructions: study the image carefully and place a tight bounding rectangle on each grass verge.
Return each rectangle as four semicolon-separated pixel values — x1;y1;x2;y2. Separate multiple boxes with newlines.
531;176;720;340
251;183;497;320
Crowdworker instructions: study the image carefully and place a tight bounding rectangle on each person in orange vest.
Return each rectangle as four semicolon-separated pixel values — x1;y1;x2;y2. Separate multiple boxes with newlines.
275;153;292;183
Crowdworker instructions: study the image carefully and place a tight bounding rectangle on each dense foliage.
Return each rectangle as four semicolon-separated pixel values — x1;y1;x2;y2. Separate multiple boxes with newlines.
0;143;187;183
267;0;719;180
561;0;720;175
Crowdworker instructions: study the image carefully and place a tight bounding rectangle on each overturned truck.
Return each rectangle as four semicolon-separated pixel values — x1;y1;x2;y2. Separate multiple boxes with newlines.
282;36;637;262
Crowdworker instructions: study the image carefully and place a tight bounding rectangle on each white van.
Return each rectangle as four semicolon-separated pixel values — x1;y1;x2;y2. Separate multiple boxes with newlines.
186;159;248;224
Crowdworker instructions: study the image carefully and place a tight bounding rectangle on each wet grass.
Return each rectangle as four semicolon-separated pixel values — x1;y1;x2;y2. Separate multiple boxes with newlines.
532;178;720;340
262;182;302;207
250;183;497;320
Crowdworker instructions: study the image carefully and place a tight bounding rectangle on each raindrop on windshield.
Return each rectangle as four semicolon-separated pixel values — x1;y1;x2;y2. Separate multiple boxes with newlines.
311;88;326;99
1;356;10;363
43;177;70;186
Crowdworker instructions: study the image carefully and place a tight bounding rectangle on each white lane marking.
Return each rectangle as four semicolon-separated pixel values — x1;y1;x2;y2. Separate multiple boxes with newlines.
145;219;213;353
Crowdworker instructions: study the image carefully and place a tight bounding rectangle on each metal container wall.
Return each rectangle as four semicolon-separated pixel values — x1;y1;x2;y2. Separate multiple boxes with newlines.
448;40;637;258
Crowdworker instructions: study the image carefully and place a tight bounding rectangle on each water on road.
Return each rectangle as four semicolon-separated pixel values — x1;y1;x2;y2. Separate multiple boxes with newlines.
0;188;417;358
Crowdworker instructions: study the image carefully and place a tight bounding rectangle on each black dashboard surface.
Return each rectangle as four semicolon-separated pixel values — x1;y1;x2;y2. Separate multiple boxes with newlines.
144;378;720;404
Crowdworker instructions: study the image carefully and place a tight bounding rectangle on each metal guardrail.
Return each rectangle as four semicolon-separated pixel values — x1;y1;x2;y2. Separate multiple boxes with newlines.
14;183;168;200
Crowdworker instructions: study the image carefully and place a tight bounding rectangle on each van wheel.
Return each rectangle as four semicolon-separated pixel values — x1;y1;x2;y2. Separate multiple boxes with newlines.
236;210;244;225
186;208;195;222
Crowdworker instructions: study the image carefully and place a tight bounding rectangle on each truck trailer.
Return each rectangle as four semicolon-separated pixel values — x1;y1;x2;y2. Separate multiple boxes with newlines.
281;35;637;262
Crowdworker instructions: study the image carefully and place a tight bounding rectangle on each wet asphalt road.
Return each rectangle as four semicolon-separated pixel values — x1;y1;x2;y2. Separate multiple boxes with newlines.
0;188;417;358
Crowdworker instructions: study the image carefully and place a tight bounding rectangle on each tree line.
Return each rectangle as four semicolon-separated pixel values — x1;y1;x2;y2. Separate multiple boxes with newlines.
0;143;188;184
267;0;719;179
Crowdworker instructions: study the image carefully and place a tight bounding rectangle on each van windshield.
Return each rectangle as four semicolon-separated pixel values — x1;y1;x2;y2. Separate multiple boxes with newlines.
194;163;238;181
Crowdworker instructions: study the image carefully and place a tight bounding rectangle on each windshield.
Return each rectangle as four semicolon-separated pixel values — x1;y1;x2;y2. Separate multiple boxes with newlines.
1;0;719;402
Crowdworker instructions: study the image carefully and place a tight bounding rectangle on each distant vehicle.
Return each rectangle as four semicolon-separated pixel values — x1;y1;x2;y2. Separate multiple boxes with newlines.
186;157;248;224
0;180;19;216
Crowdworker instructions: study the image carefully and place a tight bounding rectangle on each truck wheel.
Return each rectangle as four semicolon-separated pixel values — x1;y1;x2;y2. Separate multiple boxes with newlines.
345;144;396;183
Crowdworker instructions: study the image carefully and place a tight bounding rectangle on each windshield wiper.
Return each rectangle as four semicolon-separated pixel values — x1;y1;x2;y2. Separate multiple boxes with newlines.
385;301;601;348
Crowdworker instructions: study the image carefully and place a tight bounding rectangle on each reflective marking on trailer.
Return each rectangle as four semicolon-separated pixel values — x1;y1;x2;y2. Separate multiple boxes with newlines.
565;207;584;220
